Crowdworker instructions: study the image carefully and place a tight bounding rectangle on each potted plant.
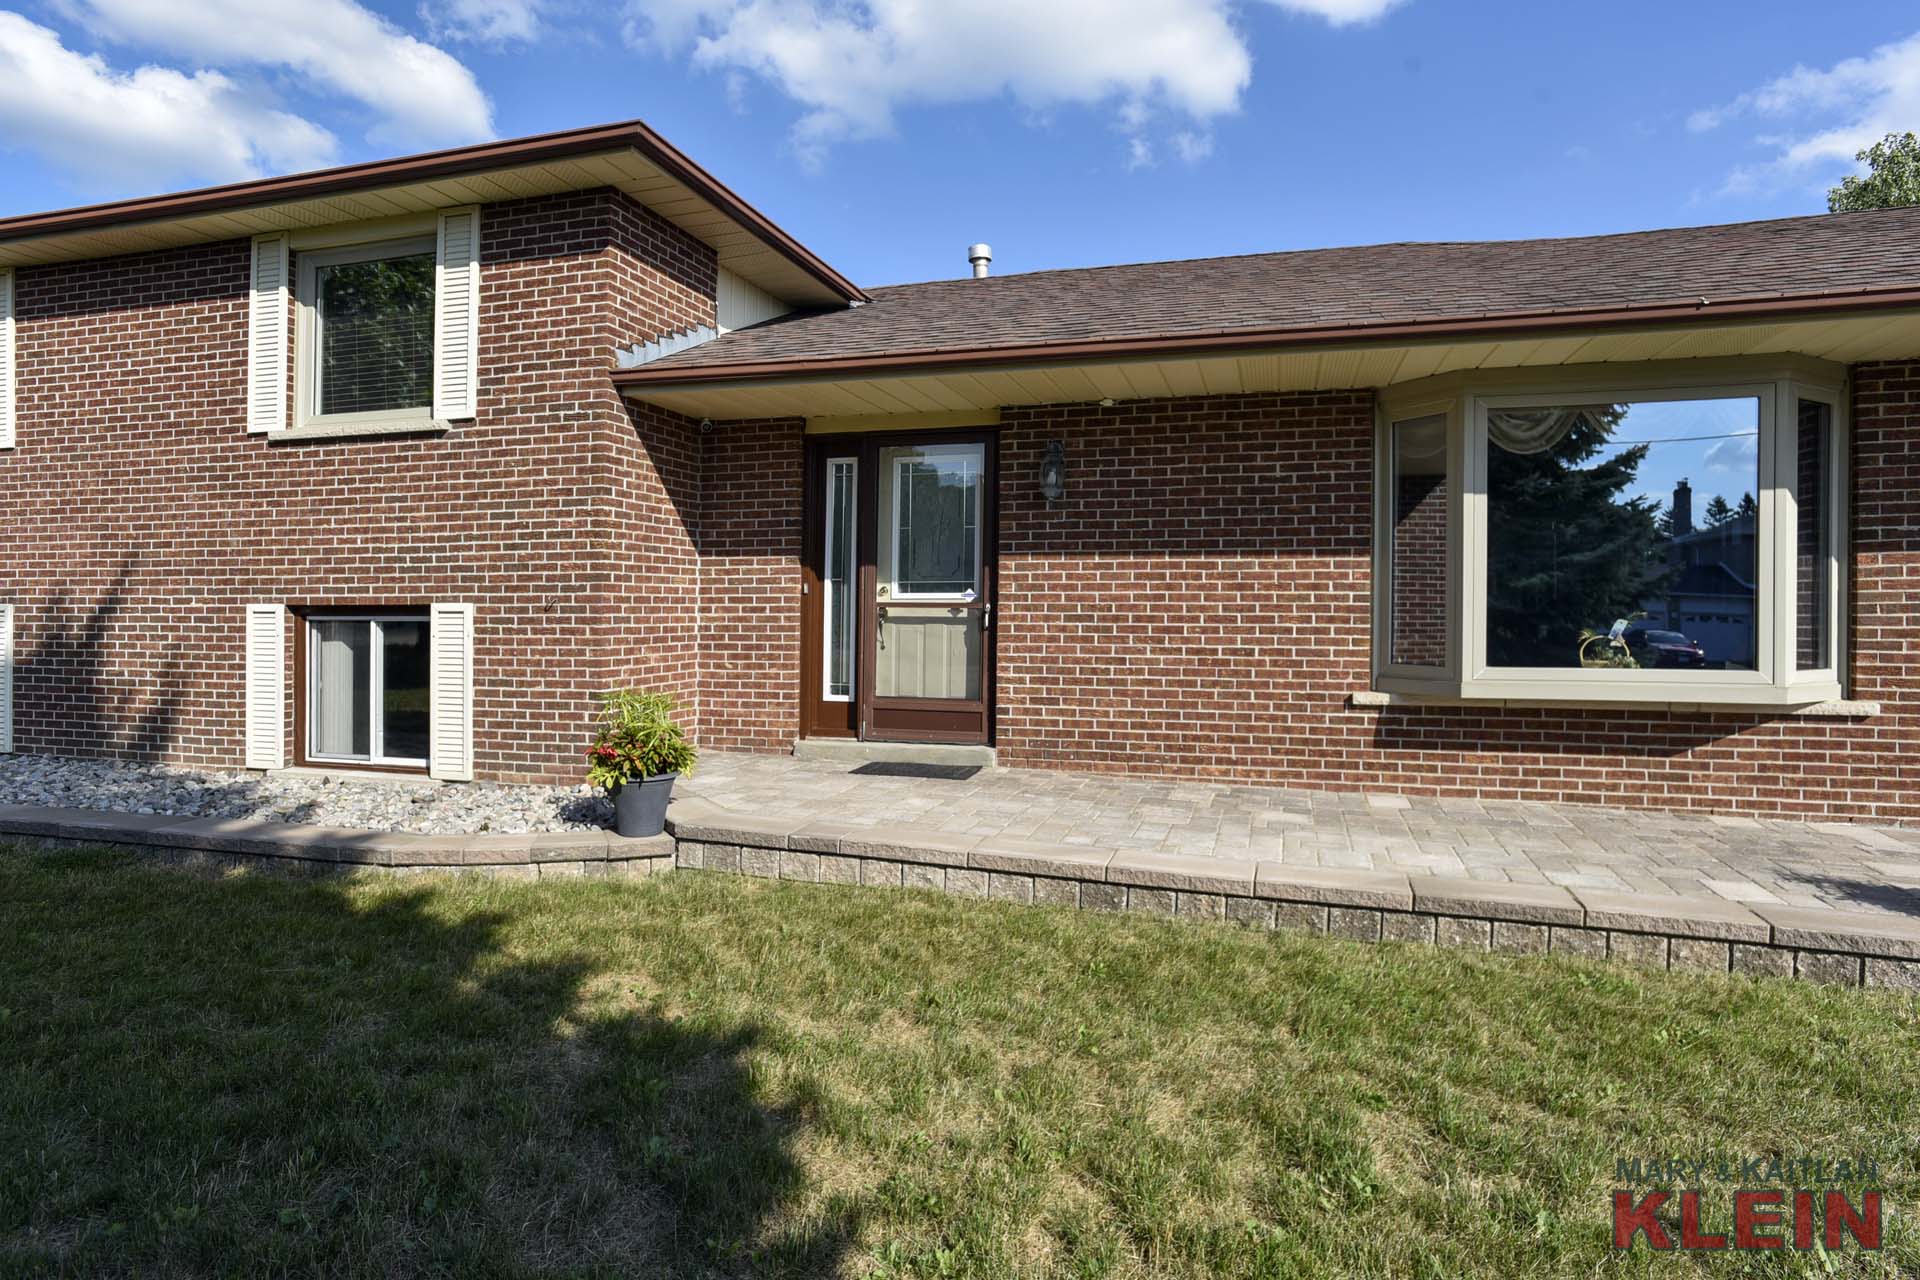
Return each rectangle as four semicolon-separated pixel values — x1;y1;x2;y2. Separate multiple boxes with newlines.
1577;628;1640;669
1577;612;1646;670
585;690;696;837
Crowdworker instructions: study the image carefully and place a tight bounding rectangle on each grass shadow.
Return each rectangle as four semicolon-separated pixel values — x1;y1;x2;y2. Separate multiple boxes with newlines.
0;849;853;1276
9;849;1918;1278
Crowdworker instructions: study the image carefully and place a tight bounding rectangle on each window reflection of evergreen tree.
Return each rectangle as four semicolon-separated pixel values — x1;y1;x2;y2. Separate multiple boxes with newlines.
320;255;435;412
1486;406;1675;667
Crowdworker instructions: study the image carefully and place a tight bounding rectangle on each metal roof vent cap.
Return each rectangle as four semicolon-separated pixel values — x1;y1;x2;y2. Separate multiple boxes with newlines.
968;243;992;278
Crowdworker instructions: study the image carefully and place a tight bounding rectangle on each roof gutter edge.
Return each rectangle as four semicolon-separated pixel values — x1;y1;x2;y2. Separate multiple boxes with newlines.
612;285;1920;389
0;120;870;305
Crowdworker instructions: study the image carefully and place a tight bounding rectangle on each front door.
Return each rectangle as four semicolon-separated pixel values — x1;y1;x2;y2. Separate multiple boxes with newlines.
801;431;996;744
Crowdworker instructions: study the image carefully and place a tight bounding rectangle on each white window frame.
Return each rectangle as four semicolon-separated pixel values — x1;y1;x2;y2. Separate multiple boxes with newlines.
822;456;857;702
304;613;432;769
883;442;984;602
1374;397;1464;693
1373;356;1848;707
294;235;438;431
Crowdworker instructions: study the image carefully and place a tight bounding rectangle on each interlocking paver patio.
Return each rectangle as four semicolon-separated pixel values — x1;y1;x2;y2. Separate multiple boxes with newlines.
680;752;1920;922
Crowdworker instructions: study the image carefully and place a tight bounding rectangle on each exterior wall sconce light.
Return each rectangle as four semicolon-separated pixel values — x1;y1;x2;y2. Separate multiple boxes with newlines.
1040;440;1066;504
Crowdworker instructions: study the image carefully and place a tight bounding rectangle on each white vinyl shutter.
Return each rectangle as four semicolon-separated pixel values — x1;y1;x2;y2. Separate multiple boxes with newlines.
247;235;289;434
244;604;285;769
429;603;474;781
433;208;481;421
0;266;15;450
0;604;14;753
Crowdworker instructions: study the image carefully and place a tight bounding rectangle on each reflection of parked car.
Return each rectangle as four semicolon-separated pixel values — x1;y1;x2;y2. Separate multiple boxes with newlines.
1624;627;1706;668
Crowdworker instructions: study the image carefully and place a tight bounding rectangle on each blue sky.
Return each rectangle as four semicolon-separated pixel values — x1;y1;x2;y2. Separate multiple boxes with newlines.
1;0;1917;287
1588;400;1759;516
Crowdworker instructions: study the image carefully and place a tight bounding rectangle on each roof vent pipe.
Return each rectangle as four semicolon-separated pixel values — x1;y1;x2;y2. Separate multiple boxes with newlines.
968;243;992;278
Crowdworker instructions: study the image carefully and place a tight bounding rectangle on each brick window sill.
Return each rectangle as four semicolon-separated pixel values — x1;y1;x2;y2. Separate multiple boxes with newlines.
268;418;452;444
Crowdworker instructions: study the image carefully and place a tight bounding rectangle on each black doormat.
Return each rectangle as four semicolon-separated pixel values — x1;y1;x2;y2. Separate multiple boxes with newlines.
849;762;982;781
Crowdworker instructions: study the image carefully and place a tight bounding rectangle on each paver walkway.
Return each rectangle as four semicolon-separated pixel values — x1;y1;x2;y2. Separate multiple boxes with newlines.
682;753;1920;921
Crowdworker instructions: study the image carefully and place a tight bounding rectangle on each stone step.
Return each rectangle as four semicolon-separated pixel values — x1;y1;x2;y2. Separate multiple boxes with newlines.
791;738;997;769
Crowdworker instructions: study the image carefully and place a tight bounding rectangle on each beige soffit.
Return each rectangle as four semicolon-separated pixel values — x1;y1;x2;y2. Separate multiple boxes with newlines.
804;410;1002;434
619;309;1920;420
0;125;862;309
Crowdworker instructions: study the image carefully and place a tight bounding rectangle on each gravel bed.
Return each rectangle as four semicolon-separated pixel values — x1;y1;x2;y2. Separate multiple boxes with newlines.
0;755;612;834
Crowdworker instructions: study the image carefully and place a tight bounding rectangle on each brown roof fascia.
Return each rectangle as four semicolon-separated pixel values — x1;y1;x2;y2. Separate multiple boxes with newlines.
0;120;869;304
612;284;1920;388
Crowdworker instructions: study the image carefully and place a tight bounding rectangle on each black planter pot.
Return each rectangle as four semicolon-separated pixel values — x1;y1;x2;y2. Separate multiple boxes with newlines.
612;773;677;837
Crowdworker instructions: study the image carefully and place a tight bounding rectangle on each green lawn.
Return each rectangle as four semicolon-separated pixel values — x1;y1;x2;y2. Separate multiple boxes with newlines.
1;847;1914;1278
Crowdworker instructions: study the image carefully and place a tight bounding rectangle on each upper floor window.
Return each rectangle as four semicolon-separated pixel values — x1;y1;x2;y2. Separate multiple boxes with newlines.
297;237;436;427
1375;359;1846;707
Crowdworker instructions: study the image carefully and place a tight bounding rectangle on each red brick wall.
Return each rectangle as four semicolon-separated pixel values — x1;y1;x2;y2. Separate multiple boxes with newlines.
995;393;1373;776
981;377;1920;822
1840;359;1920;819
0;188;711;783
609;400;704;736
696;418;805;750
599;191;714;737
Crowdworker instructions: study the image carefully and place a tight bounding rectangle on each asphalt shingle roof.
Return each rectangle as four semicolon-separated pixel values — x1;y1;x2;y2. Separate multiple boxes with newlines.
640;206;1920;375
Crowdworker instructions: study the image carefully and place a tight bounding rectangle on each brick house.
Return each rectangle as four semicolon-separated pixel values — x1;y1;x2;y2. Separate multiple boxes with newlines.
1;120;1916;821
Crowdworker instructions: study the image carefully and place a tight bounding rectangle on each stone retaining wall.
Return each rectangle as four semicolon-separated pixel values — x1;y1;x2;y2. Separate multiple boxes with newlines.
6;800;1917;989
667;803;1920;991
0;805;675;879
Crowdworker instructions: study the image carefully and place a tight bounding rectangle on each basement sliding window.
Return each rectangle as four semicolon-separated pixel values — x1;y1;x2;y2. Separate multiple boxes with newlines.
306;615;432;768
1373;360;1847;707
296;237;436;427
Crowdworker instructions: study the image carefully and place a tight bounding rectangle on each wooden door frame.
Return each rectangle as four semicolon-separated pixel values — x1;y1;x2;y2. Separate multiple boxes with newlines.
798;441;858;739
856;427;998;746
796;427;999;746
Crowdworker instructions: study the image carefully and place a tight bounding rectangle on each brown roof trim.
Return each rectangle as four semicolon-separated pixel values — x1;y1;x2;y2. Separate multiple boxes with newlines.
0;120;868;303
613;284;1920;389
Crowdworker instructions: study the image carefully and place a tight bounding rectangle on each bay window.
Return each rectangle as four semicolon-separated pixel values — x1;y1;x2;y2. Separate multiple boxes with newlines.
1373;358;1846;705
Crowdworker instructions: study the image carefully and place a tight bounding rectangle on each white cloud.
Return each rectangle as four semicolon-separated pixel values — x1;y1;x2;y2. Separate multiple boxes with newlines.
627;0;737;51
1703;433;1759;475
625;0;1400;168
0;11;336;186
1171;129;1214;163
73;0;494;148
1690;31;1920;194
1272;0;1401;21
425;0;544;43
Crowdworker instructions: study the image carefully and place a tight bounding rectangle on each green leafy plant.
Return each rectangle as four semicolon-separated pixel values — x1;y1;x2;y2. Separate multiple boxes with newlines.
1828;131;1920;212
585;690;695;790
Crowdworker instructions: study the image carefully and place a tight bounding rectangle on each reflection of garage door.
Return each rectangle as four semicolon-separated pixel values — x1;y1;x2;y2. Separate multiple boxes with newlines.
1683;618;1754;668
